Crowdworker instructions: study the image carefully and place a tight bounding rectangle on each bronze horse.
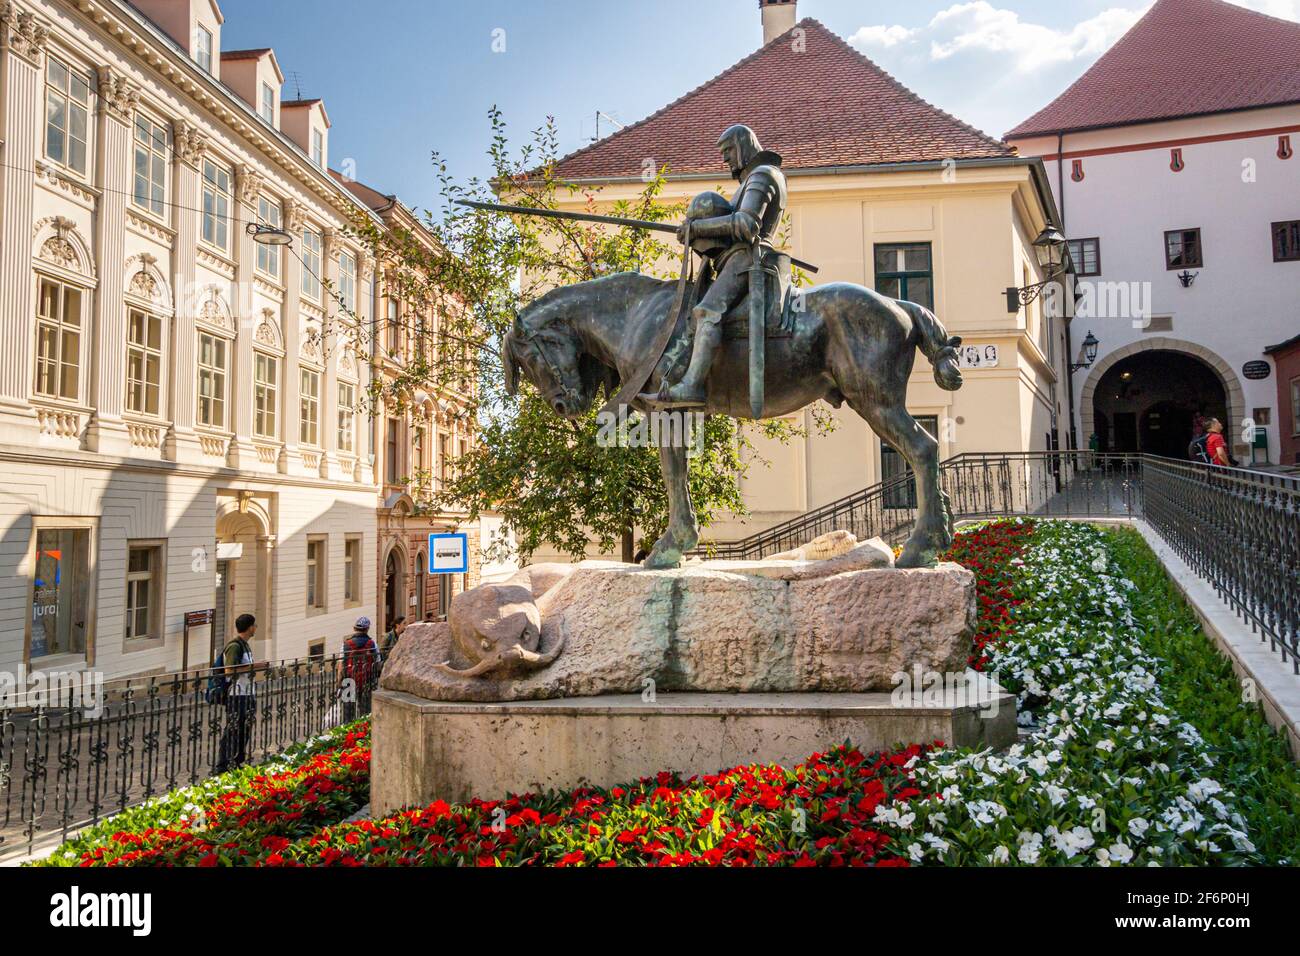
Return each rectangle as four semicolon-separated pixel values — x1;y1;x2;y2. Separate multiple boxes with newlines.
502;271;964;569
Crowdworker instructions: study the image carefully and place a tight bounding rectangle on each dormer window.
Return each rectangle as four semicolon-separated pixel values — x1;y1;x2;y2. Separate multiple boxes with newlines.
260;82;275;125
311;128;324;168
195;26;213;73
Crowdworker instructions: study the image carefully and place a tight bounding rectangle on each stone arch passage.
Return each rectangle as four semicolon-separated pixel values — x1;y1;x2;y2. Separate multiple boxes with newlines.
1081;338;1243;457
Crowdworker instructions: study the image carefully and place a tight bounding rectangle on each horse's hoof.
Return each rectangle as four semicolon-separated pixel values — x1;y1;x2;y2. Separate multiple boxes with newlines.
644;551;682;570
896;541;939;569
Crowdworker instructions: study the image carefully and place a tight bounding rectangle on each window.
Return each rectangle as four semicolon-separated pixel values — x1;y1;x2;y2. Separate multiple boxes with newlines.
1272;221;1300;263
300;368;320;446
1291;377;1300;438
301;228;322;301
35;278;82;401
413;425;426;488
882;416;938;510
254;352;278;438
125;544;162;640
45;56;90;175
385;299;401;355
30;526;92;662
386;418;400;485
1164;228;1202;269
194;26;213;73
311;128;324;168
260;82;275;124
874;243;933;310
306;537;325;610
197;332;228;429
126;308;163;416
1067;238;1101;277
344;536;361;604
256;196;281;278
133;113;168;216
438;433;449;485
338;252;357;314
337;382;355;453
201;158;232;251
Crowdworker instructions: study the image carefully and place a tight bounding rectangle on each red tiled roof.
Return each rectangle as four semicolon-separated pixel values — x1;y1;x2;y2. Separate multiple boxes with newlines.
552;18;1011;180
1007;0;1300;138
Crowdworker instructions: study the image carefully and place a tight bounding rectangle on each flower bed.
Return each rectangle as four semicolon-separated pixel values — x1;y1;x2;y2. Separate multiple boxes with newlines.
38;519;1299;867
35;721;371;867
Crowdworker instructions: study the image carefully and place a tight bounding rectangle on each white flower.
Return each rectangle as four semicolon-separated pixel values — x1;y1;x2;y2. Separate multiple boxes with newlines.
1128;817;1150;838
1107;842;1134;864
1187;778;1222;803
989;845;1011;864
1096;739;1115;753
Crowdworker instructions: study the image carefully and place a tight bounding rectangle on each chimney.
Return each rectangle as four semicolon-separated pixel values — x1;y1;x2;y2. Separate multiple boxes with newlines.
760;0;797;44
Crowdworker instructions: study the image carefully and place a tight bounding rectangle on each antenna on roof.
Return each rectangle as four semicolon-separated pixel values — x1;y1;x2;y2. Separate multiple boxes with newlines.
287;70;305;100
593;111;624;142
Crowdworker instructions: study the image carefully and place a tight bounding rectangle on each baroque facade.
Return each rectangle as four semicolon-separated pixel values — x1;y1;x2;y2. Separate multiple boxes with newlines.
0;0;395;679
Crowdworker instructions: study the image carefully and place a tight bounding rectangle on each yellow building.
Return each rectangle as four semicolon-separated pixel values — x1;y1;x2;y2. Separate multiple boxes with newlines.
548;7;1072;543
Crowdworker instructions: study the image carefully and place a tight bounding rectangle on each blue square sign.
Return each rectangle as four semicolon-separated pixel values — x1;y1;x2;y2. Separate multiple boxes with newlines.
428;533;468;574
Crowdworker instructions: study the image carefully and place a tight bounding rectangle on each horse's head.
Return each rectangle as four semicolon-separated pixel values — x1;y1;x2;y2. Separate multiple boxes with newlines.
502;302;589;419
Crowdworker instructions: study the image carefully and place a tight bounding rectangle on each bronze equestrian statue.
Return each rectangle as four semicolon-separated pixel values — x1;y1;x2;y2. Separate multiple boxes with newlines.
482;125;965;571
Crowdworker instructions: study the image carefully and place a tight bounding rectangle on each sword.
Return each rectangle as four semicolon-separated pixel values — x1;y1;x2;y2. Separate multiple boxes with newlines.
749;244;765;420
455;199;819;274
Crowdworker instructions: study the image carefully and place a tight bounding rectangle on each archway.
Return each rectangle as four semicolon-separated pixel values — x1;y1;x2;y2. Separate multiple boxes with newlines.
381;544;406;633
1088;348;1229;457
214;501;273;661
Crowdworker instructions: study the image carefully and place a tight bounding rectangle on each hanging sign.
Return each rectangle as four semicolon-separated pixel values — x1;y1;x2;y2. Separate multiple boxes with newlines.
428;533;469;574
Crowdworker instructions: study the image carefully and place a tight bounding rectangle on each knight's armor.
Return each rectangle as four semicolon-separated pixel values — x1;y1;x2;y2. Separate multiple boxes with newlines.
652;124;788;408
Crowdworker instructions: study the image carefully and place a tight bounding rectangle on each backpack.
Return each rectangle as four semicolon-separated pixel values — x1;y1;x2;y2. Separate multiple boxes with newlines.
205;638;250;705
1188;434;1211;464
343;634;375;689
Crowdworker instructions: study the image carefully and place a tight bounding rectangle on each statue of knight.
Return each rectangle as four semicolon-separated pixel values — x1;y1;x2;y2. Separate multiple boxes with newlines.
641;124;788;409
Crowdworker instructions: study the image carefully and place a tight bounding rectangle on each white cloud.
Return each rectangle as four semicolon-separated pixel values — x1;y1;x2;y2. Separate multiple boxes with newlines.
1233;0;1300;19
850;2;1149;75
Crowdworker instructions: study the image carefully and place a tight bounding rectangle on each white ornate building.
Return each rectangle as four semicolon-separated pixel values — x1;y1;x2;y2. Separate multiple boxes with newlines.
0;0;390;679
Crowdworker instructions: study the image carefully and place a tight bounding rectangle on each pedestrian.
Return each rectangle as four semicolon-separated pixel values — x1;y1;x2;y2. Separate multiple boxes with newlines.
341;616;380;722
213;613;257;774
381;615;407;656
1203;417;1230;466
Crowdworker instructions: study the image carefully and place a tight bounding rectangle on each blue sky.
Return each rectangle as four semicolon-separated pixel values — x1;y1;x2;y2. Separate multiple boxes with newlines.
216;0;1299;214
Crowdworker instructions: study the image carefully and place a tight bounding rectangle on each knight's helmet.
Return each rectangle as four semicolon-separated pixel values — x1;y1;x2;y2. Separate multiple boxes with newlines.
717;124;764;177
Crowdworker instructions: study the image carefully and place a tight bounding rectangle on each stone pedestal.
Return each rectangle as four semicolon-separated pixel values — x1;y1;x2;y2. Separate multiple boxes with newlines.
372;535;998;813
371;686;1016;812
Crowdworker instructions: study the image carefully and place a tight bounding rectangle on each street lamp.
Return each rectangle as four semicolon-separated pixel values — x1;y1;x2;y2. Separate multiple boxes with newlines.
246;221;293;246
1006;226;1070;312
1070;330;1100;373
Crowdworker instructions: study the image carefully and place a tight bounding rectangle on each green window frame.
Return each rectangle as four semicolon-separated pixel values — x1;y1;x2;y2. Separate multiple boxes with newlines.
874;243;933;310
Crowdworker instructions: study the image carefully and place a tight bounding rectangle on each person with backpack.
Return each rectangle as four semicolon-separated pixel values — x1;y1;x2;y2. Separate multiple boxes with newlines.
212;613;257;773
381;615;406;657
1204;417;1231;466
341;616;380;722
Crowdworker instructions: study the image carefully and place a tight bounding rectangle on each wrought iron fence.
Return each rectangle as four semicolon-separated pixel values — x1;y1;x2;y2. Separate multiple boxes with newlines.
698;452;1298;672
0;651;383;860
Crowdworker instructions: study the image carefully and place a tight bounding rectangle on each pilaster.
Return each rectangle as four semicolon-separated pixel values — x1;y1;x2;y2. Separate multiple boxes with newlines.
0;3;48;427
226;164;262;470
84;64;137;456
165;118;207;464
278;198;304;476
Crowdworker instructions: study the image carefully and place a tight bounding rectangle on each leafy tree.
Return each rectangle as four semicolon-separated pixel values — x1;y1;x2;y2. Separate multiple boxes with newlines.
349;110;807;563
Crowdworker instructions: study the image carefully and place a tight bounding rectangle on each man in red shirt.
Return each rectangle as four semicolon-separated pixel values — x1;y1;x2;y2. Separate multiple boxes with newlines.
1204;418;1230;466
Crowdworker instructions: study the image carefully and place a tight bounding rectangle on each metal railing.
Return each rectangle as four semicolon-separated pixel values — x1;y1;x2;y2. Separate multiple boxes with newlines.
698;452;1298;672
0;651;384;860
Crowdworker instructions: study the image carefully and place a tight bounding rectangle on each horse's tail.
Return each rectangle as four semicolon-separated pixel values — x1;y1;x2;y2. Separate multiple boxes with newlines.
904;301;964;392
